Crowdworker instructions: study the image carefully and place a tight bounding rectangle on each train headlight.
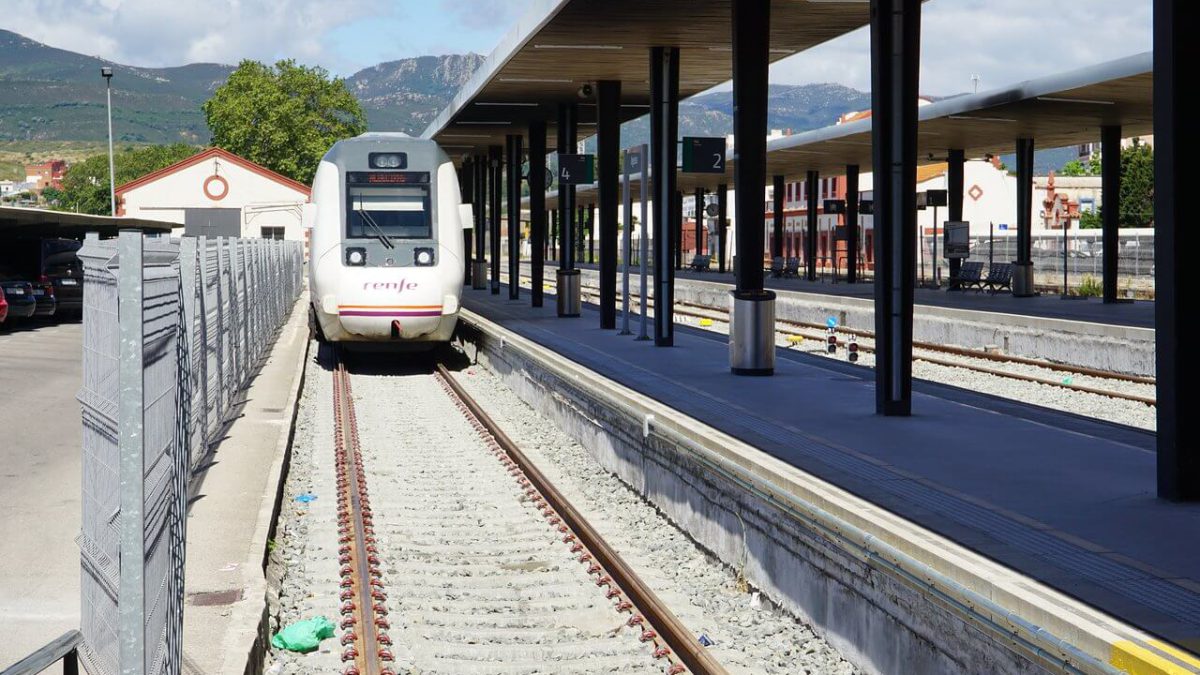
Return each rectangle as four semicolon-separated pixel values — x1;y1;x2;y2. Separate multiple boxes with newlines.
369;152;407;169
346;247;367;266
414;248;435;266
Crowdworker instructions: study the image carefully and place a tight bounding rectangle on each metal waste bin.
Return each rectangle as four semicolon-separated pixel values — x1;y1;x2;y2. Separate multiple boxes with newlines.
556;269;581;317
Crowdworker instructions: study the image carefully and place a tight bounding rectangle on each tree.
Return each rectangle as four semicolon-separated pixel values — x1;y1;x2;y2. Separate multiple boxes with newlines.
1059;153;1101;177
58;144;201;215
1079;207;1102;229
203;60;366;185
40;186;65;206
1119;140;1154;228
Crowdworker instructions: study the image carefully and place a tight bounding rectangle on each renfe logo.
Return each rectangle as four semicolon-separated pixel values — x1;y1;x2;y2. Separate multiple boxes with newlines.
363;280;419;293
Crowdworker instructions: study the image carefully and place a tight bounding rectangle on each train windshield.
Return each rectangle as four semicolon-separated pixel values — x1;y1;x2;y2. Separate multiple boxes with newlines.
346;185;432;240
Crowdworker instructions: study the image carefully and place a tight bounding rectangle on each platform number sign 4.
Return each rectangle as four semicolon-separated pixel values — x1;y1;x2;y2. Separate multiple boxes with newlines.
558;154;595;185
682;137;726;174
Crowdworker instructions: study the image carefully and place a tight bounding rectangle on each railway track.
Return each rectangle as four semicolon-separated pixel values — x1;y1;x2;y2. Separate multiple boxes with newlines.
515;273;1155;408
327;349;725;675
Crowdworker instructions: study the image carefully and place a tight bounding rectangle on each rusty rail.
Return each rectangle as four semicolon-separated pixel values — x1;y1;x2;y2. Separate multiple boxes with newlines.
332;353;393;675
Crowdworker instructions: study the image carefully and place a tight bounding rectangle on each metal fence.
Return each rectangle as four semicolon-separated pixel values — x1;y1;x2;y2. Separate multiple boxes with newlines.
918;230;1156;293
76;232;303;675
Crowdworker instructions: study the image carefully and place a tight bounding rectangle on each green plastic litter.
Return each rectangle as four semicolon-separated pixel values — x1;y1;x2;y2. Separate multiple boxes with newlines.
271;615;336;653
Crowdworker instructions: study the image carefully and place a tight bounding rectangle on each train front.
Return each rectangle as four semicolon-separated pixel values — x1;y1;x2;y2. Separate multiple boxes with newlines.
309;136;464;345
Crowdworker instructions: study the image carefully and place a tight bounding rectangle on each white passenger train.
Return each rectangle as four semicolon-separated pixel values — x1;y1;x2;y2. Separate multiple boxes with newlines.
308;133;466;346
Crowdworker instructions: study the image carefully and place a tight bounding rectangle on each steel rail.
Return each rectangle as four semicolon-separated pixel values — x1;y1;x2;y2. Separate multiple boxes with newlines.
333;353;392;675
434;363;728;675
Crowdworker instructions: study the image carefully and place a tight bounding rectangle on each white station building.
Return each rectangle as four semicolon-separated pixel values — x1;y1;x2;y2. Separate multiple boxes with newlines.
116;147;311;241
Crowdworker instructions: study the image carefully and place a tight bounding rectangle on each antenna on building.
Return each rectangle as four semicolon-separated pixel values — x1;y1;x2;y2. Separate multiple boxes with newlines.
971;74;981;94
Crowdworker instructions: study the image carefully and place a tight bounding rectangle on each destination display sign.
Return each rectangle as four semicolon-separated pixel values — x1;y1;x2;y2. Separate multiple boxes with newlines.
347;172;430;185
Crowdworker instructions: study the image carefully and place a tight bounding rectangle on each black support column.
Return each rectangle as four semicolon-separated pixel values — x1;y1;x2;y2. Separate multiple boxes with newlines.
805;170;819;281
529;121;547;308
461;160;474;286
472;155;487;289
870;0;921;415
1155;0;1196;500
717;184;728;273
947;149;964;287
1013;137;1035;296
729;0;775;375
506;134;522;300
772;175;785;260
556;102;580;316
597;81;620;327
650;46;680;346
675;191;684;270
489;145;502;294
846;165;860;283
1101;125;1121;304
694;188;706;256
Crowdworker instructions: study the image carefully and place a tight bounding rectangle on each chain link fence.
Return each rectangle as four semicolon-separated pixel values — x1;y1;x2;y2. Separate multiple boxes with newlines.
76;231;303;675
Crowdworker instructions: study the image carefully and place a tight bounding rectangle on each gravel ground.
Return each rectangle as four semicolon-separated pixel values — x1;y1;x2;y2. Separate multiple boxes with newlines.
450;362;858;675
268;345;666;674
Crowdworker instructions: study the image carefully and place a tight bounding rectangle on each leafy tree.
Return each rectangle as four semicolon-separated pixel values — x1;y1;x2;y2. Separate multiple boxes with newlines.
203;59;366;185
40;186;65;206
1119;140;1154;228
58;144;201;215
1059;153;1101;177
1079;207;1102;229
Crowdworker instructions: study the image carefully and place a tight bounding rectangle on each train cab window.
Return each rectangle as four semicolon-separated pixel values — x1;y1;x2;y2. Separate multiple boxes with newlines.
346;185;432;240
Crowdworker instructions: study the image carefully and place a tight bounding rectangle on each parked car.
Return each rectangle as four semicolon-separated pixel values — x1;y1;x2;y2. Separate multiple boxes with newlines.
30;277;57;318
43;246;83;316
0;286;8;325
0;278;37;320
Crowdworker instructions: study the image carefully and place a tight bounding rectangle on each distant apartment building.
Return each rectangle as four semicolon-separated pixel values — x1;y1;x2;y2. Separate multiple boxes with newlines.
24;159;68;191
1077;135;1154;160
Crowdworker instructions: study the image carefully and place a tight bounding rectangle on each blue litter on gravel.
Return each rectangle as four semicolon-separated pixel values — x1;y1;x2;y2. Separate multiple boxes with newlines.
294;493;317;503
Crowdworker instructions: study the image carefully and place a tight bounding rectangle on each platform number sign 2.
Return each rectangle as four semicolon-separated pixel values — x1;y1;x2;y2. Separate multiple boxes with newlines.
558;154;595;185
682;137;727;174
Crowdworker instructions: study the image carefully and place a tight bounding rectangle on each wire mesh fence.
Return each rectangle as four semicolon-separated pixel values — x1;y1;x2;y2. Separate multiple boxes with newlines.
76;231;303;675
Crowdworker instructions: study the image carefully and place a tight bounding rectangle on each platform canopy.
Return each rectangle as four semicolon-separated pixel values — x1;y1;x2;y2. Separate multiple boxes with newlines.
0;206;174;239
534;51;1153;208
423;0;871;158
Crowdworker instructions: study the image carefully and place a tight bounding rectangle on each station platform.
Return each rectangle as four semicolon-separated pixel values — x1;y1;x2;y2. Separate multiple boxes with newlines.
462;285;1197;654
558;261;1154;329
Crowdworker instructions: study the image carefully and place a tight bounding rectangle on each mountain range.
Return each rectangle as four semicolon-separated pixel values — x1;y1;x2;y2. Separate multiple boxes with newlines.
0;29;869;148
0;28;1075;174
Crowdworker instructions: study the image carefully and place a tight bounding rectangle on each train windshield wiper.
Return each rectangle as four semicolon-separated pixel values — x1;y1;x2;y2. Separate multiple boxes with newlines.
356;197;394;249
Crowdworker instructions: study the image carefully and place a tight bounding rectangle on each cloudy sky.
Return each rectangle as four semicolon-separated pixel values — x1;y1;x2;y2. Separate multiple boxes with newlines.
1;0;1150;96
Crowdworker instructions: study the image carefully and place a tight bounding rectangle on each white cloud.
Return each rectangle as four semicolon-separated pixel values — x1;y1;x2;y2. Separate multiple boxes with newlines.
769;0;1151;95
0;0;382;69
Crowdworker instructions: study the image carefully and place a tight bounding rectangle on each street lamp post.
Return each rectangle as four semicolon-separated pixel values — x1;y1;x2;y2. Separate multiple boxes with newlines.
101;66;115;217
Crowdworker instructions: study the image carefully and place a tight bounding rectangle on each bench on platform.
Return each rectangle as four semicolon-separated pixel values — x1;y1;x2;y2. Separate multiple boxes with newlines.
982;262;1014;294
785;257;801;278
949;261;984;291
769;256;785;278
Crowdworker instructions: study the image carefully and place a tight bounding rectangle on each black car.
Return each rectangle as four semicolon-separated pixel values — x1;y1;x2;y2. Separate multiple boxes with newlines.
29;276;57;318
43;245;83;316
0;278;37;320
